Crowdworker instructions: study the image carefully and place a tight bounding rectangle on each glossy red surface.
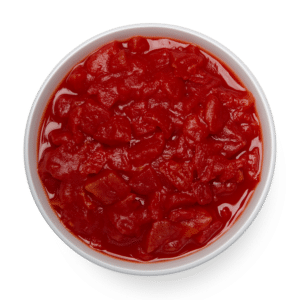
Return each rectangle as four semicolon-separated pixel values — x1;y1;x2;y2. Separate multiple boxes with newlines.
38;37;262;262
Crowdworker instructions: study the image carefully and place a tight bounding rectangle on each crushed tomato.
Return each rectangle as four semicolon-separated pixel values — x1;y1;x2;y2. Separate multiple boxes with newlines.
38;36;262;262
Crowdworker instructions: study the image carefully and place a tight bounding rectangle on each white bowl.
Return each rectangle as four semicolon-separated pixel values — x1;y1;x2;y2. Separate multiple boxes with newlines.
24;24;276;276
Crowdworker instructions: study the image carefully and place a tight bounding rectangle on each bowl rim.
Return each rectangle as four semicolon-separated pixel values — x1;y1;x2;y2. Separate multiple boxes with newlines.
24;23;276;276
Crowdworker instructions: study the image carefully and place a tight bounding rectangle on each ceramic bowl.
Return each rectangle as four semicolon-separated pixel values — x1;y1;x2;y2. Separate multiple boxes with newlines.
24;24;276;275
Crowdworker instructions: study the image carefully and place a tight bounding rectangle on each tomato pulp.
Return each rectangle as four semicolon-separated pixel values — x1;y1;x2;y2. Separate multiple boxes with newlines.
38;37;262;262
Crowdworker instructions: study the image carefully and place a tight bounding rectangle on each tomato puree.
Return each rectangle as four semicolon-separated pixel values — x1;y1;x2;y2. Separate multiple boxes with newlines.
38;36;262;262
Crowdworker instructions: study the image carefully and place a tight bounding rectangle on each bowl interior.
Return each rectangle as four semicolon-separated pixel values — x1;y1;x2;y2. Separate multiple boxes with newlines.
25;24;275;275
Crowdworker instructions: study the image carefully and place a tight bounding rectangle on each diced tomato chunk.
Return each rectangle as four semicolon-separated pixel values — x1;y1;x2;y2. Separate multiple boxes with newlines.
66;65;91;93
67;106;85;144
128;132;165;166
162;238;187;253
192;182;213;205
219;157;246;182
144;107;174;139
78;142;107;176
107;194;150;236
48;130;73;146
245;148;260;180
173;135;193;160
212;182;237;195
147;49;171;70
148;191;165;221
42;145;83;181
93;116;131;146
128;36;150;53
205;95;229;133
131;117;156;137
146;220;182;253
85;170;131;205
168;207;212;238
59;182;94;209
183;114;209;143
123;101;148;119
159;160;193;191
85;41;121;76
159;74;185;102
197;155;227;182
129;166;161;195
165;193;196;211
171;50;205;79
79;99;111;136
194;221;223;245
38;160;60;194
110;49;130;72
87;81;119;108
107;147;132;171
214;124;247;158
54;94;83;120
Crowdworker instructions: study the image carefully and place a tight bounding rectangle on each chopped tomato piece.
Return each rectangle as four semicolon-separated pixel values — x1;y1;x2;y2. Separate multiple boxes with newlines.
183;114;209;143
79;99;111;136
148;191;166;221
212;182;237;195
192;182;213;205
129;166;161;195
78;142;107;176
107;194;150;236
171;50;205;79
85;41;121;76
168;207;212;237
66;65;91;93
85;170;131;205
87;81;120;108
54;94;83;120
205;95;229;133
159;160;193;191
128;132;165;165
146;220;182;253
195;221;223;245
107;147;132;171
128;36;149;53
93;116;131;146
245;148;260;180
144;107;174;139
165;193;196;211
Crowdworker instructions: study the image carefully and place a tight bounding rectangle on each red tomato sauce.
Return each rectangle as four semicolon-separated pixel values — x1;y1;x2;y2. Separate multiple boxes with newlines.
38;37;262;262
